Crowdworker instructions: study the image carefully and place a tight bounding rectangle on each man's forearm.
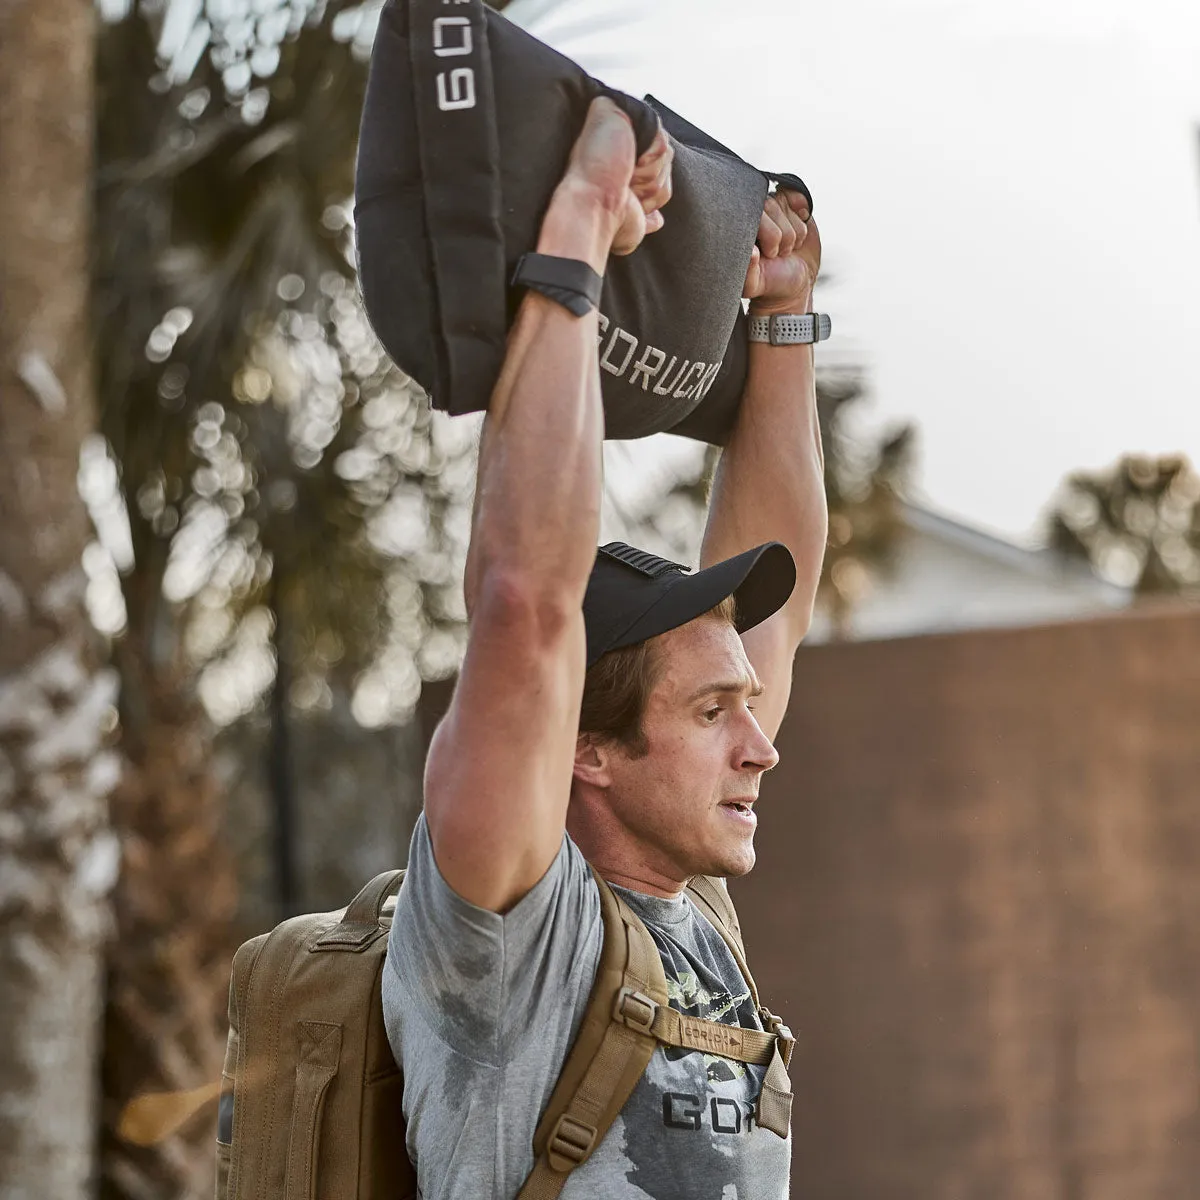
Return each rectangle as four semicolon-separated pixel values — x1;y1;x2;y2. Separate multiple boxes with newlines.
700;309;828;642
464;186;619;613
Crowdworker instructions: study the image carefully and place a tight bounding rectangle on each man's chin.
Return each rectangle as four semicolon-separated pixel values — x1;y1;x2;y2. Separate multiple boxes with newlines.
706;841;756;880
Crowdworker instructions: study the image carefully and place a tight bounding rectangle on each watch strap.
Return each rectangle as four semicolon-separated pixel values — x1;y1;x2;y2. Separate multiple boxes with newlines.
747;312;832;345
511;253;604;318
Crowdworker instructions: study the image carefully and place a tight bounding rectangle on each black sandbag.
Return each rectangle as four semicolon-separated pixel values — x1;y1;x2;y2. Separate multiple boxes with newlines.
354;0;812;444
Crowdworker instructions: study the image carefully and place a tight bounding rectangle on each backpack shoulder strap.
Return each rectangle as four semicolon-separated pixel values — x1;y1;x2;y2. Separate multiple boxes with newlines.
518;870;797;1200
685;875;796;1138
517;869;667;1200
685;875;760;1007
685;874;742;946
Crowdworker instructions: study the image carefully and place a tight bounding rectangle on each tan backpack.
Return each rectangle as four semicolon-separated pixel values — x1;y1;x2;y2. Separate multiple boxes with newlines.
215;866;794;1200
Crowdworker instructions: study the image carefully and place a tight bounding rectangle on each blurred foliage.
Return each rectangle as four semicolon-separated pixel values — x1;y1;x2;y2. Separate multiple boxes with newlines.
215;699;421;938
1048;453;1200;595
817;370;915;637
93;0;477;734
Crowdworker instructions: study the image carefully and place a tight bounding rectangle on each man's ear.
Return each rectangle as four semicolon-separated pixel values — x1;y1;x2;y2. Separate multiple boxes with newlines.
573;732;611;788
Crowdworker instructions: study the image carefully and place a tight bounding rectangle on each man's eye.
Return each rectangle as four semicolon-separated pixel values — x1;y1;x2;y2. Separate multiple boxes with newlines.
703;707;722;722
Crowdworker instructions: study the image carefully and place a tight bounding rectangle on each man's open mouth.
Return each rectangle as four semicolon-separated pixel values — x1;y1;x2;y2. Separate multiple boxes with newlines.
721;800;755;816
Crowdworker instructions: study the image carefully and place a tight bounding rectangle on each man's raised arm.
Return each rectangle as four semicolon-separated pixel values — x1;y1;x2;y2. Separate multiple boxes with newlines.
700;190;828;741
424;100;673;914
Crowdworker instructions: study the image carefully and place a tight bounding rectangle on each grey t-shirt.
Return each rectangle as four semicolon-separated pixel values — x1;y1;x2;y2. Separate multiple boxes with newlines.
382;813;790;1199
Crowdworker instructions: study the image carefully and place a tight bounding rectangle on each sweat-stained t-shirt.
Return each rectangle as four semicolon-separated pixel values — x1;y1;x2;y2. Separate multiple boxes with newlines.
381;813;791;1200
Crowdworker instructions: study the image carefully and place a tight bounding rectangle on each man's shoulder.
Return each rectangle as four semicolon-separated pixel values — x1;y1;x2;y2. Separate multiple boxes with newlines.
390;812;602;961
383;815;604;1059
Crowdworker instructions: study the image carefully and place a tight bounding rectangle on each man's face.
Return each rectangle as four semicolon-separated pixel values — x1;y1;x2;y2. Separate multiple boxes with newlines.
602;615;780;884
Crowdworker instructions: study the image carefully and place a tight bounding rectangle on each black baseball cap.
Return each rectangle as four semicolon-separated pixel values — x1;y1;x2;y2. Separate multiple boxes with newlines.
582;542;797;667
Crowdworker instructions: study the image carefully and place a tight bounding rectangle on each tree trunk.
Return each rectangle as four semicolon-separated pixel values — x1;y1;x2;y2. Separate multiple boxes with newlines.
98;656;237;1200
95;512;237;1200
0;2;114;1197
268;572;300;921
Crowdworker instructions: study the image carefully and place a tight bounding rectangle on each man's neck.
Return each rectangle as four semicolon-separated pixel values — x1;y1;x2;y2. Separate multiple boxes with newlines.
566;803;690;898
593;865;687;900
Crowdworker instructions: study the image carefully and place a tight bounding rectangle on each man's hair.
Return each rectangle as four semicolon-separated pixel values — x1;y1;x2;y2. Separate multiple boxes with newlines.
579;593;738;758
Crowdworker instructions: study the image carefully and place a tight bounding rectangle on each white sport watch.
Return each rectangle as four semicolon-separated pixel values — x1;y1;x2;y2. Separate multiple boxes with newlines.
747;312;832;345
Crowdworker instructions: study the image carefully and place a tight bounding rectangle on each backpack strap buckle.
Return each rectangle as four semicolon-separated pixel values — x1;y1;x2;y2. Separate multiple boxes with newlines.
547;1114;598;1172
760;1008;795;1068
613;987;658;1035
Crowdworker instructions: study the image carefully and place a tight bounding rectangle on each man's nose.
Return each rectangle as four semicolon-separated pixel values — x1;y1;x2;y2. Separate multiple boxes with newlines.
741;719;780;773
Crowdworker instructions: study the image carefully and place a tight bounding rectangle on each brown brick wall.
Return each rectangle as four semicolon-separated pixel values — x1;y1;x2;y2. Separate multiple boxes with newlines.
732;609;1200;1199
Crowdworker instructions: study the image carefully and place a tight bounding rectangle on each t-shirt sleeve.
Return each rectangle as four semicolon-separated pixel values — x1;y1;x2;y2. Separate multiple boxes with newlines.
385;811;600;1065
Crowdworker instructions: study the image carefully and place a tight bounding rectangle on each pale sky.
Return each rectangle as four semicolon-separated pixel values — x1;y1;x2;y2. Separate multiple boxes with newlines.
507;0;1200;545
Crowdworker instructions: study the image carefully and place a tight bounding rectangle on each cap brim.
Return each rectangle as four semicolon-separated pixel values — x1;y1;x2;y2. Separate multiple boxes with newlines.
605;542;796;659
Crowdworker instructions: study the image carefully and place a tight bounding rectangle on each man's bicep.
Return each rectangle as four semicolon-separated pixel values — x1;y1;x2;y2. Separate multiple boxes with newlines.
740;611;799;742
424;580;586;913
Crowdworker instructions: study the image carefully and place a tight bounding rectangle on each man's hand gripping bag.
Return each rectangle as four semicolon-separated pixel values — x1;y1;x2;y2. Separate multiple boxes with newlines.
354;0;813;445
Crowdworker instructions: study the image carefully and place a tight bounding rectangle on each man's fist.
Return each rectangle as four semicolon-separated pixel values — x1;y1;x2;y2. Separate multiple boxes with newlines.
743;189;821;312
559;97;674;257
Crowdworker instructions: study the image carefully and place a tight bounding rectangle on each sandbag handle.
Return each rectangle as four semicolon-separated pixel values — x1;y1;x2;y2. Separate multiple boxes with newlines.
764;171;814;214
593;84;661;158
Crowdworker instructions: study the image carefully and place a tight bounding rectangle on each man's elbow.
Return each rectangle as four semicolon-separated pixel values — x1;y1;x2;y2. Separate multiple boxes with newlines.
787;507;828;638
776;594;816;655
472;566;582;647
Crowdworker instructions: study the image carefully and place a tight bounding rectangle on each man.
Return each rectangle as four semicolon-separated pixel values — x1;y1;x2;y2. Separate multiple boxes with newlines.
383;97;827;1199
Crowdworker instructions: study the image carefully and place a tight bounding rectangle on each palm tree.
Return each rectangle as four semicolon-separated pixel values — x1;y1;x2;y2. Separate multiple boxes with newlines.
816;371;915;638
0;1;114;1195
